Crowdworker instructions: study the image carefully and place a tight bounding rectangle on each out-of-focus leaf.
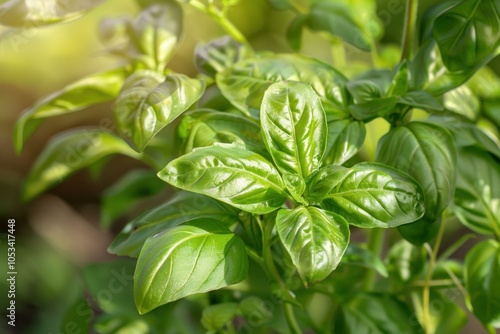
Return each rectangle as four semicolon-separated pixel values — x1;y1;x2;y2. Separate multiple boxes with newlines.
341;244;388;277
397;91;443;111
100;170;164;230
134;221;248;314
108;191;239;257
464;239;500;330
286;14;307;51
306;162;425;228
14;67;127;153
201;303;239;331
387;240;425;283
267;0;293;10
23;128;140;201
349;97;398;122
441;85;479;121
276;206;349;285
114;70;205;151
216;54;349;119
158;144;287;214
0;0;105;27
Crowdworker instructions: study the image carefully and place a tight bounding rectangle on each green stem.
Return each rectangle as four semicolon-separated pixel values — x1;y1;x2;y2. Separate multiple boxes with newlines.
363;228;385;290
422;218;446;334
284;303;302;334
400;0;418;61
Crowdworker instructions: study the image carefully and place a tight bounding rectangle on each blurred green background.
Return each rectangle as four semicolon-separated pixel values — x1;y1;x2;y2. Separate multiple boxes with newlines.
0;0;497;333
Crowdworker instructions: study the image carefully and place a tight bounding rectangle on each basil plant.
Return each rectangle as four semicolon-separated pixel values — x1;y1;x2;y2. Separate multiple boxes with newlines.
9;0;500;332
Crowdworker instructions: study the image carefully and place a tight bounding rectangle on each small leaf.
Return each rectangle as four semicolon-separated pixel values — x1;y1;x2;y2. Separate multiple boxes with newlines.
307;2;371;51
349;97;398;121
134;222;248;314
0;0;105;27
100;170;164;230
216;54;349;118
276;206;349;285
441;85;479;121
23;128;140;201
201;303;239;331
387;240;425;283
386;61;409;97
267;0;293;10
432;0;500;71
14;67;127;153
341;244;388;277
108;192;239;257
261;81;327;179
306;162;425;228
158;145;287;214
114;71;205;151
464;239;500;329
397;91;443;111
323;119;366;166
346;79;382;103
286;15;307;51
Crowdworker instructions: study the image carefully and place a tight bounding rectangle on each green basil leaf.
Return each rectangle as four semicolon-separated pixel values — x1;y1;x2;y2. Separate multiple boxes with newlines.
276;206;349;285
108;192;239;257
306;162;425;228
267;0;293;10
178;110;264;155
201;303;239;331
158;145;287;214
216;54;349;118
397;91;443;111
334;293;422;334
341;244;388;277
397;216;441;245
194;36;253;77
464;239;500;330
484;100;500;130
307;2;371;51
286;14;307;51
348;97;398;121
100;170;164;230
323;119;366;166
14;67;127;153
134;221;248;314
346;80;382;103
453;147;500;235
114;71;205;151
0;0;105;27
467;66;500;99
376;121;457;221
261;81;327;179
432;0;500;71
23;128;140;201
441;85;480;121
387;240;426;283
386;61;409;97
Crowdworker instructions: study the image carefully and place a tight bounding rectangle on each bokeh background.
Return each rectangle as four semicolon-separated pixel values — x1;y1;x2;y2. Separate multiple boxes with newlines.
0;0;498;332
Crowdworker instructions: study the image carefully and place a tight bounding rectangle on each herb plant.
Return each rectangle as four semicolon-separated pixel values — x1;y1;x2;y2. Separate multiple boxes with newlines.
8;0;500;333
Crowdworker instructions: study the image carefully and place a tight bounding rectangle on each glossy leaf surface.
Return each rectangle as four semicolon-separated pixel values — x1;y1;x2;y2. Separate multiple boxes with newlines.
14;68;127;153
276;206;349;285
108;192;239;257
158;145;287;214
134;221;248;314
114;71;205;151
23;129;139;201
261;81;327;179
307;162;425;228
323;119;366;166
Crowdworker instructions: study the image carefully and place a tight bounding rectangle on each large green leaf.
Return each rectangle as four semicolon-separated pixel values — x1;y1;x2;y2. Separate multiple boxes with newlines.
323;119;366;166
306;1;371;51
23;128;140;201
334;293;422;333
100;169;165;230
432;0;500;71
453;147;500;235
177;110;264;155
376;122;457;221
0;0;105;27
114;71;205;151
276;206;349;285
464;239;500;330
261;81;327;180
158;145;287;214
108;192;240;257
14;67;127;153
134;221;248;314
306;162;425;228
216;54;349;118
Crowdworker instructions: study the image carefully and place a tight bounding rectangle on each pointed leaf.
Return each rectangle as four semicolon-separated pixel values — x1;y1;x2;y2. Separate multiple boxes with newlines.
114;71;205;151
14;67;127;153
134;222;248;314
158;145;287;214
108;192;240;257
397;91;443;111
348;97;398;122
261;81;327;179
276;206;349;285
23;128;140;201
306;162;425;228
341;244;388;277
286;14;307;51
323;119;366;166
